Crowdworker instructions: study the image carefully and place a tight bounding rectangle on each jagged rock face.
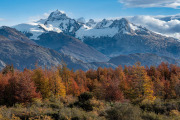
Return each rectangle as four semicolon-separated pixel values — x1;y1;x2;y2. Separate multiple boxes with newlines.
95;19;113;29
109;18;133;34
13;10;138;40
44;10;81;36
60;19;81;36
47;10;69;21
14;10;82;39
35;32;109;63
109;53;180;67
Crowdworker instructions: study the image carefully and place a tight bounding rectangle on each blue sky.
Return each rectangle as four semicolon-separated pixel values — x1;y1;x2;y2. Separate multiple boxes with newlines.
1;0;180;26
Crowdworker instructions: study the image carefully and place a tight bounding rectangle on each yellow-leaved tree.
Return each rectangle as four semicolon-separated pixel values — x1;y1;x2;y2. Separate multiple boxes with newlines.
131;62;156;102
143;73;156;101
49;70;66;97
32;67;51;99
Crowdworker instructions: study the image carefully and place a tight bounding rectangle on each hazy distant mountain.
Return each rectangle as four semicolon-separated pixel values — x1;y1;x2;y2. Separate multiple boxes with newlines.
109;53;180;67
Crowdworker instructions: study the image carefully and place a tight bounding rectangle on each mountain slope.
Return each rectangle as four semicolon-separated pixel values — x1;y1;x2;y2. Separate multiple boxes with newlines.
35;32;109;63
0;27;114;71
0;26;36;45
0;35;99;71
109;53;180;67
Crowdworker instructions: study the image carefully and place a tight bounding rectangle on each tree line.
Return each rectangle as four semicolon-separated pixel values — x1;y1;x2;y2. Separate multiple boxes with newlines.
0;62;179;106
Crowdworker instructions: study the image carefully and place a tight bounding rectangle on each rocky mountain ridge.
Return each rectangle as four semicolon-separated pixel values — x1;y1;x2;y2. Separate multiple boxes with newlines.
0;27;115;71
5;10;180;70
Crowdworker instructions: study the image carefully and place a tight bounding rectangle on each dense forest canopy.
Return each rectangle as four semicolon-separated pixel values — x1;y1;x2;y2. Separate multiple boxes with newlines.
0;62;180;120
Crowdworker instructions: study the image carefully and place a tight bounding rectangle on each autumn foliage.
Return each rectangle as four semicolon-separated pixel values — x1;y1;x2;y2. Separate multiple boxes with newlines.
0;62;180;106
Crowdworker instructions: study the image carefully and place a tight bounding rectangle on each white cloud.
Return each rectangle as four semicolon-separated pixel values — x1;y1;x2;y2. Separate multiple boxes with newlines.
128;15;180;40
28;12;50;23
119;0;180;8
27;10;70;23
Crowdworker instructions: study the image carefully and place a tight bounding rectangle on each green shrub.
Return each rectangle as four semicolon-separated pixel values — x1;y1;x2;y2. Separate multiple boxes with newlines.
139;99;180;115
78;92;93;102
105;103;142;120
74;92;94;111
0;106;12;119
58;107;104;120
141;112;163;120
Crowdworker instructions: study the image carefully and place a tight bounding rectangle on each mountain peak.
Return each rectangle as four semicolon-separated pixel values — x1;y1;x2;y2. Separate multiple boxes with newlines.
110;18;133;33
47;10;68;21
88;19;95;23
110;18;129;27
95;19;112;29
86;19;96;27
77;17;86;24
0;26;10;29
120;18;129;24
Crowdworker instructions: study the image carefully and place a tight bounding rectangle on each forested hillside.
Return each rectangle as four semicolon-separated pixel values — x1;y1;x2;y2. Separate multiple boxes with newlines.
0;62;180;120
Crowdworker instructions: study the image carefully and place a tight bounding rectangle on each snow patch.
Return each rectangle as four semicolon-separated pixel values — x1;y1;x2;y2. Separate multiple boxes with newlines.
129;23;139;31
76;25;119;40
13;23;45;40
39;24;62;33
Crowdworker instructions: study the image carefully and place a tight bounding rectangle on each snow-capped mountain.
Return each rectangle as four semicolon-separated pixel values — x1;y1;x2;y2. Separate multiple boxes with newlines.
44;10;81;36
1;26;179;71
14;10;81;40
13;10;150;41
14;10;110;63
13;10;180;61
13;10;143;40
127;15;180;41
77;18;140;39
